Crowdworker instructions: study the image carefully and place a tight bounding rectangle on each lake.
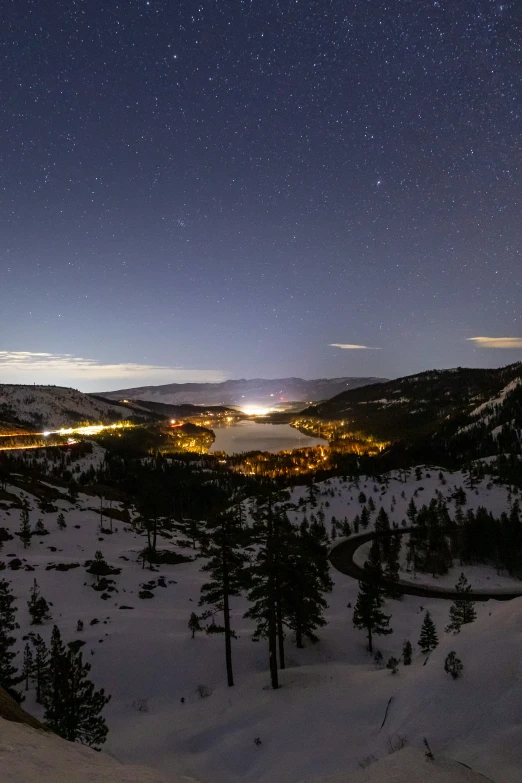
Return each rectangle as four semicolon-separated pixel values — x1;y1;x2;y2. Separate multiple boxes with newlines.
208;420;327;455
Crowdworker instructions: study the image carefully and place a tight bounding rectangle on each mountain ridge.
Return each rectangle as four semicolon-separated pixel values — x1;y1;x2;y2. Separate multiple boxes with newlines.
298;363;522;461
97;376;387;407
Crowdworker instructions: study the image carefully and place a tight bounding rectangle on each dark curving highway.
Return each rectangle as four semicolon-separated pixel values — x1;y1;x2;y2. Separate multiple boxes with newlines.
329;528;522;602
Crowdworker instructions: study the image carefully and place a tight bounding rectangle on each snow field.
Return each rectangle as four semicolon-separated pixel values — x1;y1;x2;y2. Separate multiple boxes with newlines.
0;465;520;783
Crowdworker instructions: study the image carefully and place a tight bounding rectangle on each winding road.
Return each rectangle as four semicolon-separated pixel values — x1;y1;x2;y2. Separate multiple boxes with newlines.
329;528;522;601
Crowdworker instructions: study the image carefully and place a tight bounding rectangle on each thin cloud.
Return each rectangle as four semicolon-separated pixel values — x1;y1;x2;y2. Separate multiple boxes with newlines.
0;351;225;384
329;343;381;350
467;337;522;349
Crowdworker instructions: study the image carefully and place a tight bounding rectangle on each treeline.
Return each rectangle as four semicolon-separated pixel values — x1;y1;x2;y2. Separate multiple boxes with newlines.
406;496;522;578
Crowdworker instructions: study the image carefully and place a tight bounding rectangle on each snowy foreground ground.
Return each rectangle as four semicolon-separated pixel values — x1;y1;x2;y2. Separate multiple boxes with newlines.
1;465;521;783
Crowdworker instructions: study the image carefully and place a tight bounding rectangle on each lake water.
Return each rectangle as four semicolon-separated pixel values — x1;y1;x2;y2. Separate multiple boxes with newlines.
209;420;327;455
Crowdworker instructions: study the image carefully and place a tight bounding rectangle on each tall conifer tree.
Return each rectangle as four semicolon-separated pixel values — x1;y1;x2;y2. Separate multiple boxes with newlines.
0;579;22;702
352;541;392;652
44;625;110;748
200;509;248;686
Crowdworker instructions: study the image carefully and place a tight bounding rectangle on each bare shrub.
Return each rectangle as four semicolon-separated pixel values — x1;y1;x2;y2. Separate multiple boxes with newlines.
357;755;378;769
387;735;407;755
195;684;212;699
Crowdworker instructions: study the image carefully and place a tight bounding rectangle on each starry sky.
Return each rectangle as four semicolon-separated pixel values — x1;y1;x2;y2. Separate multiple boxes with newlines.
2;0;522;391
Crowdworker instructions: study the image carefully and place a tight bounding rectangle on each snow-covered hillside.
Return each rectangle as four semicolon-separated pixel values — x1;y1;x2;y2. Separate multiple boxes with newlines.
0;385;150;430
0;716;196;783
0;465;520;782
311;747;493;783
0;719;490;783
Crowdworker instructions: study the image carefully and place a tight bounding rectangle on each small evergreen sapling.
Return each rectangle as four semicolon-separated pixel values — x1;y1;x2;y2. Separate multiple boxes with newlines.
27;579;52;625
34;518;48;536
88;551;108;583
19;501;32;549
418;610;438;655
22;643;33;691
188;612;202;638
402;640;412;665
444;651;463;679
446;573;476;634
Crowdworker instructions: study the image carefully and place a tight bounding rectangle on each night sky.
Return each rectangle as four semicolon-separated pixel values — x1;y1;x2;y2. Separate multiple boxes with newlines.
3;0;522;390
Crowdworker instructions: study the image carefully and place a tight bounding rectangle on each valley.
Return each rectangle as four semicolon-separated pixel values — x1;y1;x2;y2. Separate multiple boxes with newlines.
1;367;521;783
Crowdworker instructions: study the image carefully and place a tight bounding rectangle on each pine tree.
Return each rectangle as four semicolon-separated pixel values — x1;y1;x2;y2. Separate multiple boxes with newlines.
444;651;463;679
87;551;108;583
44;626;110;748
19;500;32;549
464;464;476;490
384;532;402;599
0;578;22;702
31;633;49;704
406;498;418;525
418;610;438;654
375;507;391;534
22;643;33;691
373;650;384;668
446;573;476;634
244;489;291;689
27;579;52;625
454;487;467;507
285;519;333;648
307;478;318;508
68;481;78;504
57;512;67;530
402;640;412;665
352;541;392;653
34;518;48;536
360;506;371;529
188;612;202;638
45;625;67;724
200;511;248;686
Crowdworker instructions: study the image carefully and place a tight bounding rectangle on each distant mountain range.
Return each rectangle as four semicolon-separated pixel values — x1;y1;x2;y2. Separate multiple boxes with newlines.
3;365;520;463
98;377;386;407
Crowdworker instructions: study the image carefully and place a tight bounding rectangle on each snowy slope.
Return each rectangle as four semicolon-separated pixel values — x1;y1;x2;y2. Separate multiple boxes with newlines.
312;747;495;783
383;601;522;783
0;385;151;430
0;465;519;783
0;717;197;783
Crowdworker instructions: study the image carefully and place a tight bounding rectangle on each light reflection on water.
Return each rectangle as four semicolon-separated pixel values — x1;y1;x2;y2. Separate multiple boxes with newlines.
208;420;326;454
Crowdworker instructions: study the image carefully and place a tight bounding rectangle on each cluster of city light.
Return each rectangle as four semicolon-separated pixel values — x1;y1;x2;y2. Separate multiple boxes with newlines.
42;421;131;437
240;404;274;416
